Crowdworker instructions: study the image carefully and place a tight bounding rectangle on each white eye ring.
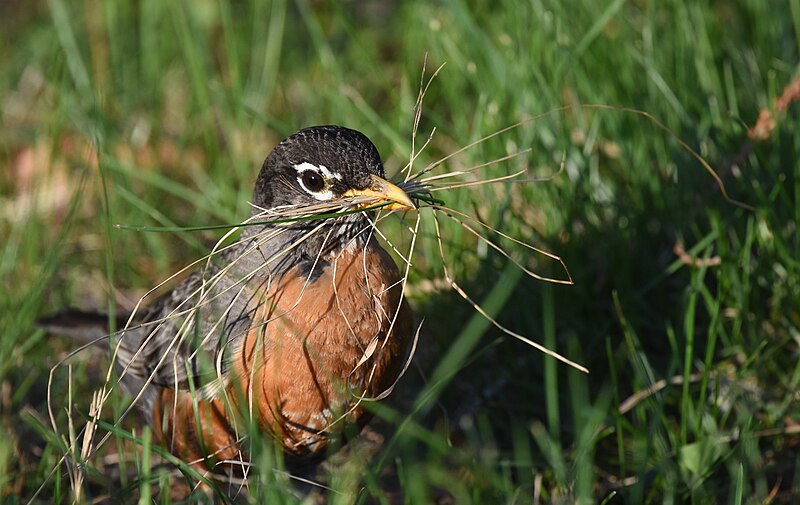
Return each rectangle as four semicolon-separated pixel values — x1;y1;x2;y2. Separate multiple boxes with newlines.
294;162;335;200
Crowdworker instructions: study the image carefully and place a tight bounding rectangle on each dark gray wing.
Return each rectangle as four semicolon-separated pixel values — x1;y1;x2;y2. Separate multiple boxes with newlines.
113;243;272;416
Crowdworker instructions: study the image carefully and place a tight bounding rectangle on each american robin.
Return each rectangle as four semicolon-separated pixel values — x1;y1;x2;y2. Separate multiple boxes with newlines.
108;126;415;469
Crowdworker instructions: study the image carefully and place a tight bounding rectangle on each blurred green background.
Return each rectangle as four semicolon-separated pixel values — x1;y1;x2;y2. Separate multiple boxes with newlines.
1;0;799;503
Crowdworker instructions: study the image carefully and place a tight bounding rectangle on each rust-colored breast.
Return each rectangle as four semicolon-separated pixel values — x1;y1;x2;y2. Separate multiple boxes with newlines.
152;239;413;465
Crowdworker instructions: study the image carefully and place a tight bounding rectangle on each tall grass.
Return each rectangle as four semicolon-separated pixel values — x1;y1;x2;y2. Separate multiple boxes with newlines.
1;0;798;503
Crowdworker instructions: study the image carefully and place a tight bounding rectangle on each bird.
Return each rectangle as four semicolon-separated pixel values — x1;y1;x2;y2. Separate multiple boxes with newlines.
50;125;417;473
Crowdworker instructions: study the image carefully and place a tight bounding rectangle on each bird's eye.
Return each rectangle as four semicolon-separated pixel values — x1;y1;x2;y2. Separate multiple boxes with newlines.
293;162;337;200
300;170;325;192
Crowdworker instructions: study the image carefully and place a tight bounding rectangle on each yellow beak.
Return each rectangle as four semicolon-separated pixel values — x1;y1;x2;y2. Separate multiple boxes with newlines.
342;175;416;211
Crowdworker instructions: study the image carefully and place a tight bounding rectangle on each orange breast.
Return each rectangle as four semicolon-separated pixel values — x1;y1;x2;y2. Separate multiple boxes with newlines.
152;240;413;465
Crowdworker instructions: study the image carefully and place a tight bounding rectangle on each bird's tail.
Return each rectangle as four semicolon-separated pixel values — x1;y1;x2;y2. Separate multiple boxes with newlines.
37;309;130;345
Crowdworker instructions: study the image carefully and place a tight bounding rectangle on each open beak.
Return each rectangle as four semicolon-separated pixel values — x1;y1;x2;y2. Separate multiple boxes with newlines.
342;174;416;211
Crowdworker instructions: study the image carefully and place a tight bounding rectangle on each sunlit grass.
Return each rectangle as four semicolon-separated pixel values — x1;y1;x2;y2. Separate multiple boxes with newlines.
1;0;799;503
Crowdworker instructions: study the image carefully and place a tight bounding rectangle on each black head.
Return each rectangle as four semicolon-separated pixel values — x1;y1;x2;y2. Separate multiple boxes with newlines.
239;126;414;272
253;126;407;212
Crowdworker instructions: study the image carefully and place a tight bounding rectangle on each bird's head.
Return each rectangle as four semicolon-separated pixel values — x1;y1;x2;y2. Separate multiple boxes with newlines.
252;125;414;215
243;126;415;269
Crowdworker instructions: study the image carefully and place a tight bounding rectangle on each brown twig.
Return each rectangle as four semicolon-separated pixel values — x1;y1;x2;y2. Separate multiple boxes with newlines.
673;241;721;268
748;77;800;141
